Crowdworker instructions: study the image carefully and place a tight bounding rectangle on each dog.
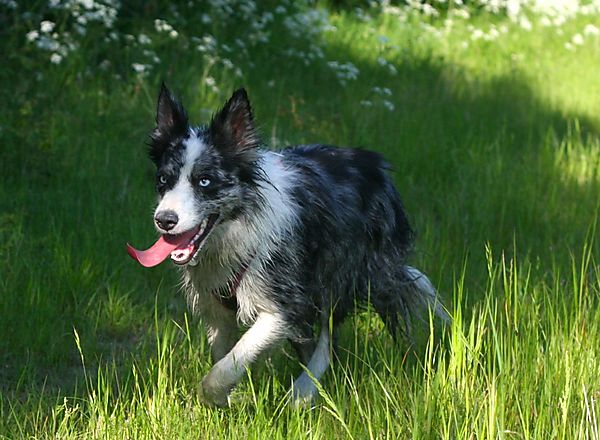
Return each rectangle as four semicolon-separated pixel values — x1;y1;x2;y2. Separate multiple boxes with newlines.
127;85;447;407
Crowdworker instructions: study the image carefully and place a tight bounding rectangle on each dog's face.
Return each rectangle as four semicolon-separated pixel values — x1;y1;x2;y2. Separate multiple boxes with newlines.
148;85;261;266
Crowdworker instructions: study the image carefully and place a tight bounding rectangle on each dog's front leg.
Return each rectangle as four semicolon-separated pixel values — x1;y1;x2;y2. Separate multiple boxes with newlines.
199;312;287;407
202;297;239;363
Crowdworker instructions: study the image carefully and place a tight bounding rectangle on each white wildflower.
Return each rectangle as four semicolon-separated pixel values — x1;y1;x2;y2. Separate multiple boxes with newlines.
506;0;521;20
327;61;359;82
451;9;470;20
40;20;55;33
50;53;62;64
519;17;532;31
132;63;150;74
26;30;39;42
169;30;178;39
360;100;373;107
565;42;574;51
154;18;173;32
471;29;484;40
138;33;151;45
382;100;395;111
572;33;584;45
205;76;216;87
421;3;439;17
584;24;600;36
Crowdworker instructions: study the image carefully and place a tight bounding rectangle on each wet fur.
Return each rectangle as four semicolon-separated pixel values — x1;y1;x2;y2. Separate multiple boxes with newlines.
147;85;447;406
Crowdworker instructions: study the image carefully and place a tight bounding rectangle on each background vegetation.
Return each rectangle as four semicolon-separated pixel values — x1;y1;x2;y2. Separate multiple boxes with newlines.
1;0;599;438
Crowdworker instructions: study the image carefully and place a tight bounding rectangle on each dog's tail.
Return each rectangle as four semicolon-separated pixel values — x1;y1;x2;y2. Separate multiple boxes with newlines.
403;265;449;322
373;265;450;338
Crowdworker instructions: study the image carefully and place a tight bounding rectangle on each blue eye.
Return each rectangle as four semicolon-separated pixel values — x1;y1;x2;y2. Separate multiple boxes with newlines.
199;177;211;187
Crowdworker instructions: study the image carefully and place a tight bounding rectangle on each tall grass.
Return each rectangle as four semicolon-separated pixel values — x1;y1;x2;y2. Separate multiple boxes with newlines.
1;2;599;438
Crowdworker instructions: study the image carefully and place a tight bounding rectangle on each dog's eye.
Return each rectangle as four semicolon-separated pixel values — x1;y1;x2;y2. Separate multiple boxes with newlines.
199;177;211;187
158;175;168;185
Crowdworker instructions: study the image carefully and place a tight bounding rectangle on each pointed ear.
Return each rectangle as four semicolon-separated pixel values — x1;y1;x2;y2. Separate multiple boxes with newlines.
149;83;188;164
156;83;188;135
209;88;260;157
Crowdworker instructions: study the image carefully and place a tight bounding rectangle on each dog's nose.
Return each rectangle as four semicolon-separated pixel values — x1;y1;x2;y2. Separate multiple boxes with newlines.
155;210;179;231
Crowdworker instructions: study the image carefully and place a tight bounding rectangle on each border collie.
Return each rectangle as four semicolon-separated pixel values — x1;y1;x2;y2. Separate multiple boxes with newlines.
127;85;447;407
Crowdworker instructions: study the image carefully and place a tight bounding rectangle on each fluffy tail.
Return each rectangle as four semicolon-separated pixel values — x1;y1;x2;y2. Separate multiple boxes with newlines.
372;265;450;338
403;265;450;324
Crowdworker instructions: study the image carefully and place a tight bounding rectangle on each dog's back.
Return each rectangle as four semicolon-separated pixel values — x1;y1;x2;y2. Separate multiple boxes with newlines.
280;144;442;336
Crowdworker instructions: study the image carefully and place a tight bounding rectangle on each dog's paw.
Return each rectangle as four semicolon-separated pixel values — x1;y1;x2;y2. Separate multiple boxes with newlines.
198;377;230;408
290;373;318;408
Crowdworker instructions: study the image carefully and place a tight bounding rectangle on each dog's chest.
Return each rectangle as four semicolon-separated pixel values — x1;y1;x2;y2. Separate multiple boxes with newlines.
184;256;267;322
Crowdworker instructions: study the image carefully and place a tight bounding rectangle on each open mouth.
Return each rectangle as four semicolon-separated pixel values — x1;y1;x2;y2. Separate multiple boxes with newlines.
126;214;220;268
169;214;219;265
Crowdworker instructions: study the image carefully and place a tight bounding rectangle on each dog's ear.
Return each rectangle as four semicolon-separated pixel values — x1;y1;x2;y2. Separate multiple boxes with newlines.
156;83;188;134
209;88;260;160
149;83;188;164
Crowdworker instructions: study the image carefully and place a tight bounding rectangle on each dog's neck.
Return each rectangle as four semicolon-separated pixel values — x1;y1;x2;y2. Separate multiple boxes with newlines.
210;255;254;311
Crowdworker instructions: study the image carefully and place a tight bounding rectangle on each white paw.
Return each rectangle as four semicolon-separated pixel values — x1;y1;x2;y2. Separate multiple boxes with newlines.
198;375;230;408
291;372;318;407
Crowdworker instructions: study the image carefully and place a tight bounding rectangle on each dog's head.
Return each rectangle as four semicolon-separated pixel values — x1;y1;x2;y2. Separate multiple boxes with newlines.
145;84;263;266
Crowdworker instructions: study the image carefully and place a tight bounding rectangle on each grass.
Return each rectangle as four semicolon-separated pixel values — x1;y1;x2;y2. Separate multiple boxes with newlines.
1;2;599;438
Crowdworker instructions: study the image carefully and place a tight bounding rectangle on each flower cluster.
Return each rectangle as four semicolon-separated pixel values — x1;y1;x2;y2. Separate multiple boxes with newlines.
23;0;119;64
361;86;395;112
376;0;600;52
327;61;360;85
26;20;75;64
17;0;600;116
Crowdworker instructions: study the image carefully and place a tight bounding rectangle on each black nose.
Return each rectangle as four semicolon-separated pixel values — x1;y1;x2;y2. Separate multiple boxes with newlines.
155;210;179;231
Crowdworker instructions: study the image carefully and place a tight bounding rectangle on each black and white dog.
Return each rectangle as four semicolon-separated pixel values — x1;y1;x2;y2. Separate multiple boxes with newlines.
127;85;447;407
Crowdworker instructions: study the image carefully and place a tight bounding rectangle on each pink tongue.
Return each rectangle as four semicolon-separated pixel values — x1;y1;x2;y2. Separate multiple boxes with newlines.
126;229;198;268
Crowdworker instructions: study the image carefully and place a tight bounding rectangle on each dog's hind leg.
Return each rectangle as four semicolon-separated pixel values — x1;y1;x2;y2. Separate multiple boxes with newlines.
290;322;316;365
373;293;412;340
199;312;289;407
291;315;331;406
291;338;316;365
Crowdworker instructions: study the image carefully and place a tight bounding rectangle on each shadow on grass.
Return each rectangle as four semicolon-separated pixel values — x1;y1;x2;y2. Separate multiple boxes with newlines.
0;19;599;415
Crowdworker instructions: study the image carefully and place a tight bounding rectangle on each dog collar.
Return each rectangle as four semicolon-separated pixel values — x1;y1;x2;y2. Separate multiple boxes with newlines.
213;257;253;310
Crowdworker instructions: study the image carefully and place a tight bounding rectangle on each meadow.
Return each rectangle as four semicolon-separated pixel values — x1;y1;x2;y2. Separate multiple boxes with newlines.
1;0;599;438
